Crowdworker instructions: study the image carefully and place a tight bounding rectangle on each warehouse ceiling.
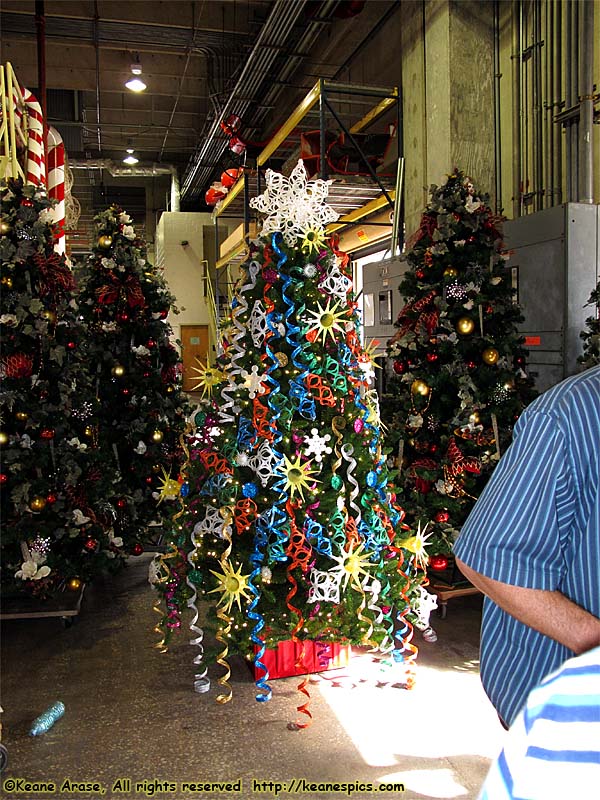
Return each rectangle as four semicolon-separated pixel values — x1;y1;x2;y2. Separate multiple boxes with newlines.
1;0;401;209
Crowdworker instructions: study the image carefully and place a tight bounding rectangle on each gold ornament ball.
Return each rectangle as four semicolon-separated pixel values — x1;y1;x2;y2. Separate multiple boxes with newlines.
30;496;47;512
469;411;481;425
456;316;475;335
152;430;164;443
0;219;12;235
111;365;125;377
0;431;8;445
67;577;82;591
411;379;430;397
1;275;13;288
482;347;500;365
15;411;28;421
443;267;458;278
98;234;113;248
42;309;57;324
84;425;94;437
166;385;174;393
275;352;289;367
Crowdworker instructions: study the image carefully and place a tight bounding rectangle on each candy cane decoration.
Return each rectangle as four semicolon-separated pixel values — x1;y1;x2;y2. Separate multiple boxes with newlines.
13;86;46;187
47;127;65;255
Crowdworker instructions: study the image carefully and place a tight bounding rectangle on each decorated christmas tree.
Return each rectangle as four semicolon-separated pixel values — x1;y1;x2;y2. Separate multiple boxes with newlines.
152;162;428;712
384;170;536;572
578;279;600;370
76;205;190;552
0;179;119;598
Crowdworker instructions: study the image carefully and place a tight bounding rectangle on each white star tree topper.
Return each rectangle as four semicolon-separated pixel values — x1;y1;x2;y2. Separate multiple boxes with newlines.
249;160;339;246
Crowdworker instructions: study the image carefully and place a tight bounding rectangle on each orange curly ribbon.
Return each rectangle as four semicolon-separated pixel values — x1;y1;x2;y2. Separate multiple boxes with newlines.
305;374;336;407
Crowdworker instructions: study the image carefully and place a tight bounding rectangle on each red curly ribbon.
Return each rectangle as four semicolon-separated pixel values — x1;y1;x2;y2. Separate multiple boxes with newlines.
305;374;336;407
234;498;257;535
328;233;350;274
252;398;275;442
285;499;312;729
446;437;481;476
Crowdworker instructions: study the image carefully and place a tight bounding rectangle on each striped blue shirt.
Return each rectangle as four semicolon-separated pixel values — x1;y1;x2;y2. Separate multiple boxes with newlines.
454;366;600;727
478;646;600;799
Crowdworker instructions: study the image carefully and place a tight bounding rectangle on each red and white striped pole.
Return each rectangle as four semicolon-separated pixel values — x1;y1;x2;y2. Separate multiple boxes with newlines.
47;126;65;255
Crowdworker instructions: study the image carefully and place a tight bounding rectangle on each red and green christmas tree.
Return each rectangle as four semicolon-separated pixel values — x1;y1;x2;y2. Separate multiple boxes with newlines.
0;179;119;597
578;279;600;370
152;162;428;710
76;205;190;552
384;170;537;578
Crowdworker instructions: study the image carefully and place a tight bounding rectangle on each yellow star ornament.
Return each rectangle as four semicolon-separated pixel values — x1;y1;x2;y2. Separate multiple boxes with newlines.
280;453;320;501
401;523;433;570
331;541;373;590
191;358;226;397
156;467;182;504
304;299;348;344
209;560;253;613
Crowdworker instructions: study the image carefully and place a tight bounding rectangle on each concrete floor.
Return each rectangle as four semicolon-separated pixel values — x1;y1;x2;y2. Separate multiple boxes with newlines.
1;556;506;800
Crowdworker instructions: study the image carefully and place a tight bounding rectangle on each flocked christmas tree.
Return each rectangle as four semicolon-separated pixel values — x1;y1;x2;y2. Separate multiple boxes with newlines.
384;170;537;570
76;205;190;552
578;279;600;370
152;162;428;710
0;179;120;597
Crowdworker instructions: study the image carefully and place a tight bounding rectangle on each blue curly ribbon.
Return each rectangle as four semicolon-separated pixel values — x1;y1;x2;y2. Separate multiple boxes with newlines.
303;517;332;557
236;416;255;451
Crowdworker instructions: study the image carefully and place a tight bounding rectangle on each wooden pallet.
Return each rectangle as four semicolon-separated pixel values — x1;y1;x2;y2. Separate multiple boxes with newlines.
0;584;85;627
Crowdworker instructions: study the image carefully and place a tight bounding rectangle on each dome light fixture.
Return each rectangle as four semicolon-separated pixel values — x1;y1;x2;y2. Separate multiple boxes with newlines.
123;147;139;165
125;55;147;92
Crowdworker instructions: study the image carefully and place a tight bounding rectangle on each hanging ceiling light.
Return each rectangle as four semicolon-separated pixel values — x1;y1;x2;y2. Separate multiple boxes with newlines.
123;147;139;165
125;55;147;92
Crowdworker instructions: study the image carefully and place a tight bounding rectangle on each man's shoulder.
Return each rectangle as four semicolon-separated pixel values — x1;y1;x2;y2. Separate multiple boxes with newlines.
521;366;600;423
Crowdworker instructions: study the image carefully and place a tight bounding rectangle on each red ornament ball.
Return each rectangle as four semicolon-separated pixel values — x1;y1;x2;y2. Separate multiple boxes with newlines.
415;269;425;280
145;476;153;484
429;443;438;453
158;309;169;320
220;168;240;189
40;428;55;439
515;356;526;366
116;498;127;509
132;543;144;556
435;510;450;523
46;493;57;504
466;361;477;370
426;352;438;362
393;360;407;375
485;305;494;314
146;339;156;348
117;311;129;323
429;555;449;571
21;198;35;207
67;341;76;350
84;538;98;552
0;473;7;484
122;388;130;396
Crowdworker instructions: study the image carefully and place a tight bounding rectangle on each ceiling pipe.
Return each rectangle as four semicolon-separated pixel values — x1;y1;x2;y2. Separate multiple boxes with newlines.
578;0;594;203
181;0;311;200
34;0;48;167
69;159;180;210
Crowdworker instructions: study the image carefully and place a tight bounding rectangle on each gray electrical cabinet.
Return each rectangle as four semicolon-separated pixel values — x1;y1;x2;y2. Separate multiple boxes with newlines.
504;203;600;392
361;255;410;356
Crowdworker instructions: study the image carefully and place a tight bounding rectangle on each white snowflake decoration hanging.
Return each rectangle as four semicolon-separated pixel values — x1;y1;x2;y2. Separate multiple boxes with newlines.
193;506;232;540
303;427;332;463
308;567;342;604
249;160;339;246
249;300;269;347
240;365;267;399
412;585;439;629
319;263;352;301
252;440;284;487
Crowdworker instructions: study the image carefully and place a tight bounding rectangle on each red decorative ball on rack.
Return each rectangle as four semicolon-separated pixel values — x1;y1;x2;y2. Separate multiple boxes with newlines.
429;555;449;571
393;360;407;375
84;538;98;552
132;543;144;556
220;168;240;189
435;510;450;523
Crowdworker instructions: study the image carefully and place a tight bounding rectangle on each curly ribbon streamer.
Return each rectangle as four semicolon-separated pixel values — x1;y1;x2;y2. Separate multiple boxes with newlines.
252;397;275;443
330;415;345;477
305;373;336;407
214;524;234;704
393;548;418;688
234;497;257;535
340;443;362;532
153;542;183;652
328;232;351;274
246;499;272;702
285;500;312;729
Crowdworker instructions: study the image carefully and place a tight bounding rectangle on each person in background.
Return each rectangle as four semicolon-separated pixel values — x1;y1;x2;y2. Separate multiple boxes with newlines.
453;365;600;728
477;644;600;800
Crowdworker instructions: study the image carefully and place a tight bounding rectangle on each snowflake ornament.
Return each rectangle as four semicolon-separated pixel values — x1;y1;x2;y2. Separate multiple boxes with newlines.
252;440;284;487
319;263;352;301
308;567;342;604
240;365;267;399
303;427;332;462
249;300;269;347
249;160;339;246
